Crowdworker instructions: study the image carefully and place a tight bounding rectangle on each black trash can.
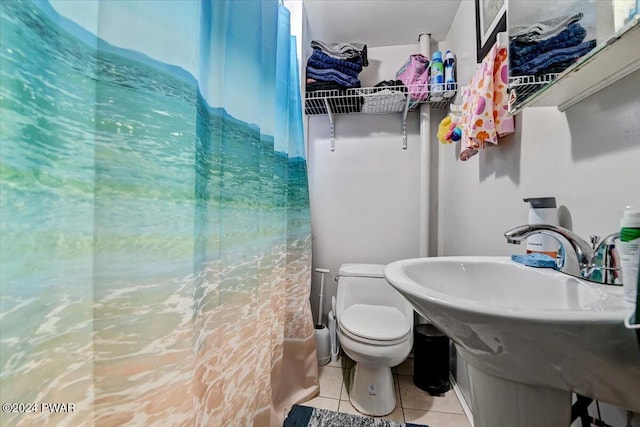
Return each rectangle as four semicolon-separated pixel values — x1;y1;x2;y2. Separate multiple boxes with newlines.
413;323;450;395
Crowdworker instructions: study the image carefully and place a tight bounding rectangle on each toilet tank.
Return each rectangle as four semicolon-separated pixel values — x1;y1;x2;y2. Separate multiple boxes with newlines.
336;263;412;320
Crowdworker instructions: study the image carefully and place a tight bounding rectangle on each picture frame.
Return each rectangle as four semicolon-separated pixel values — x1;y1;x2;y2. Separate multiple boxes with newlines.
475;0;507;63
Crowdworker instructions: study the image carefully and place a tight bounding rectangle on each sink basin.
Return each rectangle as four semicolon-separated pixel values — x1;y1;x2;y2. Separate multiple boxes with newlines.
384;257;640;425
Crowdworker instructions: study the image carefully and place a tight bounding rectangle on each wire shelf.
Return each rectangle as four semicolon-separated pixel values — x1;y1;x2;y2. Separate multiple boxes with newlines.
304;83;457;116
508;74;559;113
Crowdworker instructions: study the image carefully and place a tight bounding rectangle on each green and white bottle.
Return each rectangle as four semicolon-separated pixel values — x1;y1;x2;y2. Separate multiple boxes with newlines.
620;207;640;303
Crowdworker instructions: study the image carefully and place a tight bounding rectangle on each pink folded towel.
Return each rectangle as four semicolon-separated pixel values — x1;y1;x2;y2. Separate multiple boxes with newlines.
460;44;514;161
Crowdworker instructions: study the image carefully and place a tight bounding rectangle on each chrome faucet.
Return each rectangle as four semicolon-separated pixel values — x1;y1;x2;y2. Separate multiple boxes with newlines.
504;224;622;285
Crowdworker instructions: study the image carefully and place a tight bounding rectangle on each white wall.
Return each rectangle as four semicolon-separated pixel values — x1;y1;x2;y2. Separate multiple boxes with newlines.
307;44;429;323
438;1;640;425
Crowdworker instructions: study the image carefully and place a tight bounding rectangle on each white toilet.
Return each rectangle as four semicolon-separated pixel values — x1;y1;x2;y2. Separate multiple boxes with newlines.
336;263;413;416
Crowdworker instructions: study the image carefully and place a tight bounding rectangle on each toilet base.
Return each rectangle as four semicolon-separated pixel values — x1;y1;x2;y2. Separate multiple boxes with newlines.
349;363;396;416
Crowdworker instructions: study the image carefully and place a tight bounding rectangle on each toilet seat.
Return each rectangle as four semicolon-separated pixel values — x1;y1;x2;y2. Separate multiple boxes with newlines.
339;304;411;345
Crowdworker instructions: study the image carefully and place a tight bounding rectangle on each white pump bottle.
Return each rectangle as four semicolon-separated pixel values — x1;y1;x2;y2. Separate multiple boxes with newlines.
523;197;560;258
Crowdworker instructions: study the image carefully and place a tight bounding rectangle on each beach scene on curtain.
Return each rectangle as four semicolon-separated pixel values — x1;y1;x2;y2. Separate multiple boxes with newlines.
0;0;313;425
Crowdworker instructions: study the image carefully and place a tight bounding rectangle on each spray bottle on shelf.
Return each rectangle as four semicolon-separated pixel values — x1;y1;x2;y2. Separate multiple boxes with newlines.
523;197;560;258
430;51;444;101
444;50;456;97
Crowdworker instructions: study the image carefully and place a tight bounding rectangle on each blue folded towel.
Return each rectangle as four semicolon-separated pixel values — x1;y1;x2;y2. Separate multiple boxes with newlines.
511;253;559;269
309;50;363;73
307;56;361;78
510;23;587;67
306;66;361;88
510;39;597;76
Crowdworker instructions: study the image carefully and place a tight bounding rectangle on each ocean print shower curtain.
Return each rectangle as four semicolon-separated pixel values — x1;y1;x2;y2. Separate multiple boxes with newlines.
0;1;318;426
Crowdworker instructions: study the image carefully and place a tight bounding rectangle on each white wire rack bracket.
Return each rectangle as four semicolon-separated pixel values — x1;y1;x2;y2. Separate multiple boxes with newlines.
304;83;457;150
507;73;559;113
401;94;411;149
321;97;336;151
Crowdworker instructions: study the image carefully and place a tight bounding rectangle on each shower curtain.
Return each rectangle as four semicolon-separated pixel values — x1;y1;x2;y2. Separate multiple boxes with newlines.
0;1;318;426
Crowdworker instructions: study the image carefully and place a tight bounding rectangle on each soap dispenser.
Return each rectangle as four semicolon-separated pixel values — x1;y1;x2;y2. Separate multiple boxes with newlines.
523;197;560;257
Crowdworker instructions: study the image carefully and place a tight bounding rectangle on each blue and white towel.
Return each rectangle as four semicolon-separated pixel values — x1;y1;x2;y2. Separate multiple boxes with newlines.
306;66;361;88
510;39;596;76
510;12;584;43
307;50;362;78
510;23;587;67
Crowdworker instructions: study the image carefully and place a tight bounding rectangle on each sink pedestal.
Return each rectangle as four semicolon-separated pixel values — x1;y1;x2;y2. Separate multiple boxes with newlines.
467;363;571;427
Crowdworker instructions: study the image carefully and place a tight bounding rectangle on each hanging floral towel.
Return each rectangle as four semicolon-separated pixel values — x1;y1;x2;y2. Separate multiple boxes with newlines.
459;44;514;161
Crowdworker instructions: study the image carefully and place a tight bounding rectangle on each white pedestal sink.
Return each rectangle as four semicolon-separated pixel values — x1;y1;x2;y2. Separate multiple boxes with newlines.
384;257;640;427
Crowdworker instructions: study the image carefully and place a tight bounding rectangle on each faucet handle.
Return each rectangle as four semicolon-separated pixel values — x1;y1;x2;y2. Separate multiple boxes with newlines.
589;232;621;285
589;235;600;250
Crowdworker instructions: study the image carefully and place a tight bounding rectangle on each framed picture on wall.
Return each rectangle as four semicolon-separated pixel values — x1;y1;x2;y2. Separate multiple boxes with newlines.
475;0;507;62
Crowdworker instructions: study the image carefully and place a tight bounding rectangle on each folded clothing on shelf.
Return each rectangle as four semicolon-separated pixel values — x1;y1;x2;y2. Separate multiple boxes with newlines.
307;58;361;78
306;80;346;92
359;88;407;114
373;79;406;90
510;12;584;43
306;66;361;88
308;50;363;74
306;40;367;90
310;40;368;66
510;23;587;67
510;39;597;76
509;11;597;77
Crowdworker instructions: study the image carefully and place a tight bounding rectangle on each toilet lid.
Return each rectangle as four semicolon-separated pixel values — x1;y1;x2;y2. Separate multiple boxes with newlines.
340;304;410;341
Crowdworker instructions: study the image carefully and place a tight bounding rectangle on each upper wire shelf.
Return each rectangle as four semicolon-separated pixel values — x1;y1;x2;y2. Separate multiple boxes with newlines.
304;83;457;151
304;83;457;116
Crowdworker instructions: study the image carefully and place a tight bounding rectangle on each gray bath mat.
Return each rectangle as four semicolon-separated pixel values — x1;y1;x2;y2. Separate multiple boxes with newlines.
283;404;429;427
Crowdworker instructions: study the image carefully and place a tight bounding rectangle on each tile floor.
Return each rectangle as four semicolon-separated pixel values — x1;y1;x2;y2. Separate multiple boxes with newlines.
301;356;472;426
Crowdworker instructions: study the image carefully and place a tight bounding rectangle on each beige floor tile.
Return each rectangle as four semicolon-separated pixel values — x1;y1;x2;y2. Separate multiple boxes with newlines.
326;357;343;368
338;399;405;423
341;378;348;398
394;375;401;401
396;357;414;376
404;408;471;427
398;376;463;414
342;365;354;398
301;396;340;412
318;366;344;399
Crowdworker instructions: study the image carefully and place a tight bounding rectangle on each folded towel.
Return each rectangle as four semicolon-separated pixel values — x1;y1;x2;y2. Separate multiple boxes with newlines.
511;39;597;76
306;66;361;88
310;40;368;66
374;79;405;89
359;88;407;113
306;81;347;92
510;12;584;43
511;253;559;270
510;23;587;67
307;56;361;78
309;50;363;72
